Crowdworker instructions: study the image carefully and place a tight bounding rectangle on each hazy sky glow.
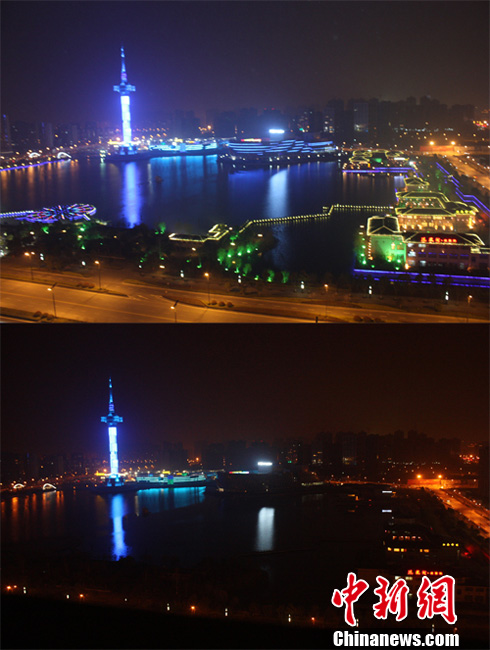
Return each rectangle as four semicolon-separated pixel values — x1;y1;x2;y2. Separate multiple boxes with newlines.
2;324;488;455
2;1;489;124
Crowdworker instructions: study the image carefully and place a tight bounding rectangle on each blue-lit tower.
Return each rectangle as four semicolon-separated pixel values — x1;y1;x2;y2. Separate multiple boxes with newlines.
113;46;136;147
101;378;123;477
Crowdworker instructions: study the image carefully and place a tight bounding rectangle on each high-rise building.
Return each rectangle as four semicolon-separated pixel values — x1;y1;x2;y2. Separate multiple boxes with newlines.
37;121;54;149
1;114;12;153
349;99;369;136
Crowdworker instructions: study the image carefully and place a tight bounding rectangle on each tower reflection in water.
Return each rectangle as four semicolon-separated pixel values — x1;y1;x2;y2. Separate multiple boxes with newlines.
122;163;142;227
255;507;275;552
110;494;130;559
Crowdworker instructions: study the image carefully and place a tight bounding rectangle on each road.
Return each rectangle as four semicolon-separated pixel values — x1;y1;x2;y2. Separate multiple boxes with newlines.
437;489;490;538
0;278;307;323
2;276;487;324
2;260;489;323
444;153;490;193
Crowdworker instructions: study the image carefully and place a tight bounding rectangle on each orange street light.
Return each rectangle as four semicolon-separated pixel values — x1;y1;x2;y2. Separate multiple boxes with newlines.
24;251;35;281
170;300;179;323
47;283;57;318
94;260;101;290
204;272;210;303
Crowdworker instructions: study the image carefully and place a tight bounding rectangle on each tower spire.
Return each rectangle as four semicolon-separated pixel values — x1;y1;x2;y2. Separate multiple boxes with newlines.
120;46;127;83
108;377;114;413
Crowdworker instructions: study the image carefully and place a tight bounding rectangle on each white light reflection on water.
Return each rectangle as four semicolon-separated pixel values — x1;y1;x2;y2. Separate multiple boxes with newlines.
265;169;290;219
255;507;275;551
110;494;130;559
122;163;142;227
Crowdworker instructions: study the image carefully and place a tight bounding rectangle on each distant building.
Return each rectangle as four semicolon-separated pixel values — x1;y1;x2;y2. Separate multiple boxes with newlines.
10;121;38;152
173;110;200;139
37;121;54;149
478;445;489;499
349;99;369;137
202;442;225;470
84;121;99;144
1;114;12;153
323;99;345;143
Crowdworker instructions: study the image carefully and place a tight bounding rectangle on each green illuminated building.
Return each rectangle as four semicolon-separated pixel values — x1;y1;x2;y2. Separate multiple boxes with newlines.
366;216;406;268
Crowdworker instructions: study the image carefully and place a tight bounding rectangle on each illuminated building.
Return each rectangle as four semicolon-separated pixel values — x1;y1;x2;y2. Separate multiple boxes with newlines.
364;215;489;273
395;189;478;231
343;149;411;171
149;140;218;156
101;378;123;480
395;190;451;209
395;205;477;232
403;176;430;191
221;139;336;168
366;216;406;267
405;232;489;273
113;47;136;151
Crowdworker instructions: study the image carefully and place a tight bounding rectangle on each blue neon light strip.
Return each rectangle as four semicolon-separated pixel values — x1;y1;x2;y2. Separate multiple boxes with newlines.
435;162;490;215
0;159;69;173
343;167;412;174
353;267;489;288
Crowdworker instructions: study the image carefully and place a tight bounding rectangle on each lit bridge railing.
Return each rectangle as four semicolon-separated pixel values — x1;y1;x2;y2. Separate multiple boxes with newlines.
237;204;393;233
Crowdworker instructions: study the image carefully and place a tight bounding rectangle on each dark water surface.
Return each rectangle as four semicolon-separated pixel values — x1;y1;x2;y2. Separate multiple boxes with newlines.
1;157;405;275
2;489;384;603
1;157;403;232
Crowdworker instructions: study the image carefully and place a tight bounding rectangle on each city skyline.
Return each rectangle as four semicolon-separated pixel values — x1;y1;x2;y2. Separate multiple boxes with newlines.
2;324;488;456
2;1;489;125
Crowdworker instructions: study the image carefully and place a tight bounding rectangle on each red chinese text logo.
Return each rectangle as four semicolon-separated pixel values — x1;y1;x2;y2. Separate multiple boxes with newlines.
331;572;369;626
332;574;457;626
416;575;457;624
373;576;409;622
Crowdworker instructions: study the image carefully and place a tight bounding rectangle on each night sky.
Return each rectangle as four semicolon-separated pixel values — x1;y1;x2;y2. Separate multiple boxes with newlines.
2;324;488;455
2;1;489;124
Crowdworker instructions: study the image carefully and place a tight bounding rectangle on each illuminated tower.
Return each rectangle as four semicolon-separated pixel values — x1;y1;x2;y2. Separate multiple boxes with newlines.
101;378;123;476
113;46;136;146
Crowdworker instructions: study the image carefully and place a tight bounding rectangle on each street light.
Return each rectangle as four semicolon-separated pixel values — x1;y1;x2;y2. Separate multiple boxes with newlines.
24;251;34;281
467;295;473;323
324;284;329;321
170;300;179;323
47;283;57;319
204;272;210;304
94;260;102;290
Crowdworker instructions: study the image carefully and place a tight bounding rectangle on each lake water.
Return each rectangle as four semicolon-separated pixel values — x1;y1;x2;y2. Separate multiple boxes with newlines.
1;156;405;276
1;156;404;230
1;488;386;604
